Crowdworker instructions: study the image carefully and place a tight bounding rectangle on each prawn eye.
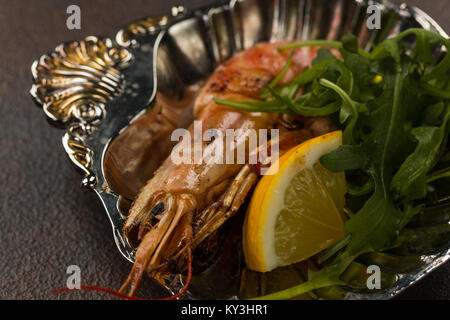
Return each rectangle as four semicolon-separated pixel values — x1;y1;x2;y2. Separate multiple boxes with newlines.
150;202;165;221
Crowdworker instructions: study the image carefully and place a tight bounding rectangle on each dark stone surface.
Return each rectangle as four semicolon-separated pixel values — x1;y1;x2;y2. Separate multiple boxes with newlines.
0;0;448;300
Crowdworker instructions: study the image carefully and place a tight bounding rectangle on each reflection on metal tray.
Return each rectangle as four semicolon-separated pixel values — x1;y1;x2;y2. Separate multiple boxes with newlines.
30;0;449;299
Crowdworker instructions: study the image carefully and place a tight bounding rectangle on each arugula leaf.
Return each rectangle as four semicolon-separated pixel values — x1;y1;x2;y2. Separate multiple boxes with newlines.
319;78;361;144
213;98;292;114
259;52;294;99
422;102;445;126
214;28;450;300
392;106;450;201
427;166;450;183
320;145;368;172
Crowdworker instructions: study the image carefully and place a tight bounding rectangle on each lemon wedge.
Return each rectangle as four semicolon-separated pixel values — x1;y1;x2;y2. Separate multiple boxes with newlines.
243;131;346;272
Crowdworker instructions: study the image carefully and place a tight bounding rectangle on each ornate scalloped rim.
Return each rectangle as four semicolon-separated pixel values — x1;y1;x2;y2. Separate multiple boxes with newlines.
30;36;133;187
29;0;450;299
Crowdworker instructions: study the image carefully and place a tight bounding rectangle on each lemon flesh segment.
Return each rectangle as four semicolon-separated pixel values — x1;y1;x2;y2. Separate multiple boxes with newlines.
244;131;346;272
275;162;345;265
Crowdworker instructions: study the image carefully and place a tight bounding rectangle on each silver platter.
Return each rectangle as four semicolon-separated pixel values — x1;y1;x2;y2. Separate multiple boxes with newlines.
30;0;449;299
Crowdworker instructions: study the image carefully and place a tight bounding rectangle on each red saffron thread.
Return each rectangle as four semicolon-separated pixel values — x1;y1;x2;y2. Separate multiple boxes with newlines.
53;247;193;301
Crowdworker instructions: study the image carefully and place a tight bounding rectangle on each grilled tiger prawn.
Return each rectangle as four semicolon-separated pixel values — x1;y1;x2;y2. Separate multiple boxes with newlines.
119;42;335;297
